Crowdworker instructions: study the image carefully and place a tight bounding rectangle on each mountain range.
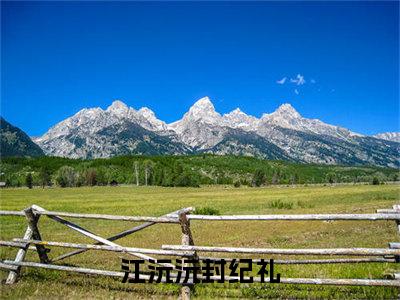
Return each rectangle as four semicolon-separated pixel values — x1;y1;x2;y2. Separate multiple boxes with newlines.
28;97;399;168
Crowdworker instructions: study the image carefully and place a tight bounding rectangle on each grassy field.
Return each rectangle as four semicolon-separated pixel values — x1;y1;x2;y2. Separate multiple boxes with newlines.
0;184;399;299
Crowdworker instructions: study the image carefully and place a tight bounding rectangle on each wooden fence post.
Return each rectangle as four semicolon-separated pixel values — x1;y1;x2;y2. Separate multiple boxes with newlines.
179;211;198;300
6;207;49;284
24;207;49;264
5;226;33;284
5;206;50;284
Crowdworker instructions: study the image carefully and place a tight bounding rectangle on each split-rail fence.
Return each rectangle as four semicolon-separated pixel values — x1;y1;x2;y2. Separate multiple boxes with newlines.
1;204;400;299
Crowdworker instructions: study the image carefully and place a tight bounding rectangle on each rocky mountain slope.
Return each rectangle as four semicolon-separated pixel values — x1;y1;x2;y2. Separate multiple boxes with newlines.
0;117;44;157
33;97;399;167
373;132;400;143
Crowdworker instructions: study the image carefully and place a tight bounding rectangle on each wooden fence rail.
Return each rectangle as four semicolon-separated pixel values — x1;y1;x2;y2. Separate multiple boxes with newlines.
162;245;400;256
0;204;399;300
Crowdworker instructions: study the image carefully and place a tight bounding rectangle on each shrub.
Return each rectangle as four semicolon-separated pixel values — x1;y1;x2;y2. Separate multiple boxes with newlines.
194;206;220;215
233;181;241;188
252;169;266;187
39;167;51;188
372;177;380;185
174;172;199;187
55;166;77;187
25;173;33;189
268;200;294;209
84;168;97;186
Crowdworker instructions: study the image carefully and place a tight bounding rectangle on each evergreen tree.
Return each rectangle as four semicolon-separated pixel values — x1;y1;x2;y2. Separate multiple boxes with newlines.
25;173;33;189
252;169;266;187
39;167;51;188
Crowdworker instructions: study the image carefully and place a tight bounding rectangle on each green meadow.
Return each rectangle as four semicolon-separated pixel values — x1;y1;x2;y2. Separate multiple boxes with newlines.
0;184;399;299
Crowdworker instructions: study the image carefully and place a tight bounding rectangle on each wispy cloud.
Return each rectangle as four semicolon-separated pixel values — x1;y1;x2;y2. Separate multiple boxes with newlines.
290;74;306;86
276;74;318;95
276;77;287;84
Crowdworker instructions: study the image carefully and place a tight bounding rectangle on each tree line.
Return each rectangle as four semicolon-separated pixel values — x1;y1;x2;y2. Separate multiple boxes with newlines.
1;155;398;188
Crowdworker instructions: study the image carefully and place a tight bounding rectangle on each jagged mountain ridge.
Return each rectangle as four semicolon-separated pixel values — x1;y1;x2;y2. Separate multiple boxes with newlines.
35;101;188;159
373;132;400;143
33;97;400;167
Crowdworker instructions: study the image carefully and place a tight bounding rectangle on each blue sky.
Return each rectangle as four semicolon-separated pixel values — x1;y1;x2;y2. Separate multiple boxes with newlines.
1;1;399;136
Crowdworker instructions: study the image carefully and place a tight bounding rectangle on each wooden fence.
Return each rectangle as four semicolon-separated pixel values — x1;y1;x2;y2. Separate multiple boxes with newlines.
1;204;400;299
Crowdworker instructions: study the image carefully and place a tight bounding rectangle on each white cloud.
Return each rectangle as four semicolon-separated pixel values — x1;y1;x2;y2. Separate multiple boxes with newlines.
276;77;287;84
290;74;306;86
294;89;299;95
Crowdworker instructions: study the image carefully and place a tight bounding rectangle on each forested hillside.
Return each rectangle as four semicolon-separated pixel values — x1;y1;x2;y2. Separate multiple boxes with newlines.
0;117;44;157
1;155;398;188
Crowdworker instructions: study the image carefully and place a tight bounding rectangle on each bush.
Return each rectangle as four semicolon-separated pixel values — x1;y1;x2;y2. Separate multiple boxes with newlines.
55;166;77;187
39;167;51;188
25;173;33;189
174;172;199;187
233;181;241;188
252;169;266;187
84;168;97;186
194;206;220;215
268;200;294;209
372;177;380;185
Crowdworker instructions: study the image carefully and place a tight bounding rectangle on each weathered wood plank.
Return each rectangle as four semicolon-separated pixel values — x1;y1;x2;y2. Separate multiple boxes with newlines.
52;207;193;262
24;207;49;264
5;225;33;284
0;241;49;253
0;210;25;216
30;205;178;223
162;245;400;256
0;241;27;248
376;209;399;213
2;260;153;281
0;262;18;271
2;260;400;287
197;256;395;264
12;239;194;257
187;213;400;221
32;205;177;269
389;242;400;249
179;212;197;300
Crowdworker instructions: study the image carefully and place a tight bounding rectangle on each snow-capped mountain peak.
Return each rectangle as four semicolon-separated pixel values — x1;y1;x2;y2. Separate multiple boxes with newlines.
373;132;400;142
191;96;214;108
138;107;156;118
166;97;224;148
106;100;130;116
258;103;356;139
260;103;302;128
271;103;301;119
222;108;259;131
187;96;219;120
33;97;399;168
226;108;245;116
170;96;222;129
138;107;168;132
